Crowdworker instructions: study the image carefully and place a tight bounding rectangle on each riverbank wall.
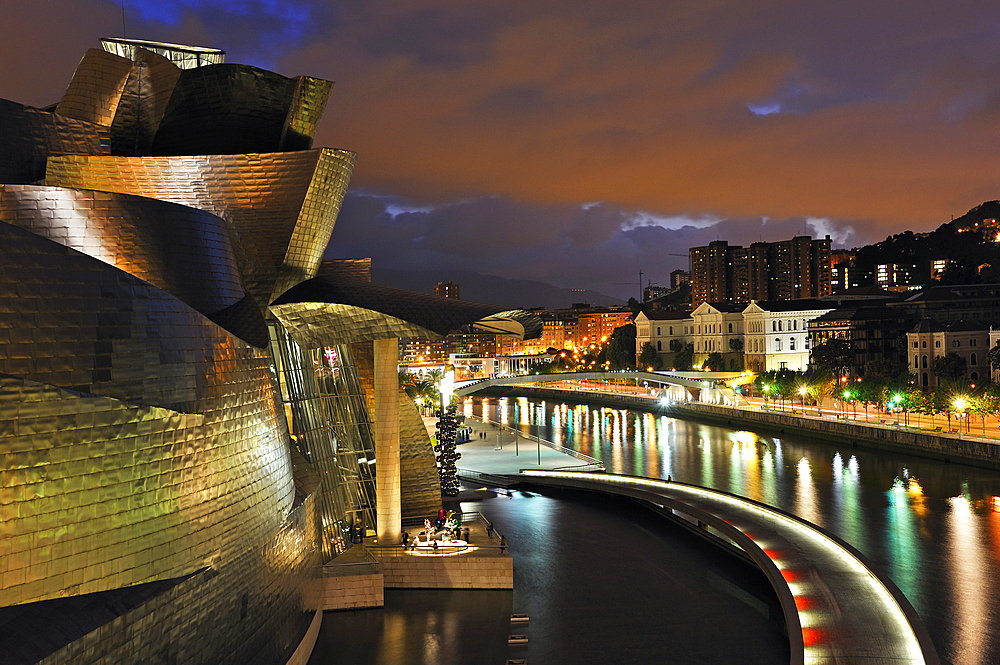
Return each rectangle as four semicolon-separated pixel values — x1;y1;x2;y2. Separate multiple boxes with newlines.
480;386;1000;471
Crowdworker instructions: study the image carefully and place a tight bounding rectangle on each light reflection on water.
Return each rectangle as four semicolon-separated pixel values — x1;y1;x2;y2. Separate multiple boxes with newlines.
472;396;1000;665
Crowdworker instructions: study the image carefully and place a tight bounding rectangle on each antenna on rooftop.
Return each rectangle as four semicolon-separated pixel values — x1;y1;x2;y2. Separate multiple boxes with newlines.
121;0;127;39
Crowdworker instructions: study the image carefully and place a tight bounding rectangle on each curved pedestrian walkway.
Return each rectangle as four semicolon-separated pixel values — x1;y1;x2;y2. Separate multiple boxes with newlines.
517;470;940;665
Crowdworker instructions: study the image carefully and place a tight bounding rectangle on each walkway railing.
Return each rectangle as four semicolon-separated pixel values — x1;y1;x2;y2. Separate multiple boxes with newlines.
472;415;605;468
323;547;381;576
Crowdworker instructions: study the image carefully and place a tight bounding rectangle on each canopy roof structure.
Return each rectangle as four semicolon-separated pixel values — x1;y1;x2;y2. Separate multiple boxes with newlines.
270;276;543;348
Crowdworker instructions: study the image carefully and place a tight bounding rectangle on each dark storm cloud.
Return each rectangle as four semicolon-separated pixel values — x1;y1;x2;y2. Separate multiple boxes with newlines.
5;0;1000;296
326;192;867;299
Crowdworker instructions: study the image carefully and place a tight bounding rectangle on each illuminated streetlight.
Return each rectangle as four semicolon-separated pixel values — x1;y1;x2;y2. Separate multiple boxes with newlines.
798;386;807;412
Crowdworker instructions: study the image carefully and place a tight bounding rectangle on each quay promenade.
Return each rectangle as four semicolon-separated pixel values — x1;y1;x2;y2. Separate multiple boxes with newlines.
455;414;940;665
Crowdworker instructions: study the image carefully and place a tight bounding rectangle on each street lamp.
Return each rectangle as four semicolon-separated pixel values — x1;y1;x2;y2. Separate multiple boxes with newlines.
798;386;808;413
843;389;851;419
893;393;907;427
955;397;968;434
762;384;770;409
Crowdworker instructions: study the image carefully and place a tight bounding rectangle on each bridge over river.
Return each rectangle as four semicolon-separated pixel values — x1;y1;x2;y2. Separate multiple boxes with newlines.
455;369;747;398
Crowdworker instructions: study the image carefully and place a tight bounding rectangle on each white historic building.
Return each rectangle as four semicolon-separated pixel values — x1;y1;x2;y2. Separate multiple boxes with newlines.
742;300;834;372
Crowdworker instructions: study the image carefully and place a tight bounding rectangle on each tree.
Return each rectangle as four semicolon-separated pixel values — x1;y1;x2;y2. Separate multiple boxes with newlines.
638;342;663;371
669;338;683;353
627;297;642;317
606;324;637;370
989;341;1000;373
933;352;968;386
704;352;725;372
674;343;694;371
727;337;744;371
811;338;853;375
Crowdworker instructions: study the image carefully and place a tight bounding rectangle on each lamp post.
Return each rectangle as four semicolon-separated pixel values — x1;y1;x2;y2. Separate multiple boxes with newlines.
843;390;851;419
955;398;968;435
762;384;770;410
798;386;807;414
893;393;907;427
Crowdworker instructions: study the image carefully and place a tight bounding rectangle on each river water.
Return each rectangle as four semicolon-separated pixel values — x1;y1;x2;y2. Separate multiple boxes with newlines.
469;395;1000;665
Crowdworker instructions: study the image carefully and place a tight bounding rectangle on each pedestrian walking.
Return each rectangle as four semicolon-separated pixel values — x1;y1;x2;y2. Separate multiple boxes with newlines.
499;535;506;554
486;521;494;538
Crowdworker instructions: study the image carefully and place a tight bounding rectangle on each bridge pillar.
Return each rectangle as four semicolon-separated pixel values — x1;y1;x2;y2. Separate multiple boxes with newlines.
374;337;401;544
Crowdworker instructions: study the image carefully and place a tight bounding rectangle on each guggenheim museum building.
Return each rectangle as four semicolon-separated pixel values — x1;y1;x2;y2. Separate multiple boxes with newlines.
0;38;539;665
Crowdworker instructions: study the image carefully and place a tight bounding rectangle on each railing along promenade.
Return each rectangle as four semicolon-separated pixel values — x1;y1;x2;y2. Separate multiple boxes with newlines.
467;414;605;470
477;379;1000;470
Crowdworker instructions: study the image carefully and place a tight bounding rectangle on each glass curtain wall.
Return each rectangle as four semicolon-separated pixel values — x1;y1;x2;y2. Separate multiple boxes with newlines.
268;320;378;560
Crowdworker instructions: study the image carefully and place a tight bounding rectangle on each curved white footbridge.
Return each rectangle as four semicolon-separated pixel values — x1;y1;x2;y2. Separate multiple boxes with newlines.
516;470;940;665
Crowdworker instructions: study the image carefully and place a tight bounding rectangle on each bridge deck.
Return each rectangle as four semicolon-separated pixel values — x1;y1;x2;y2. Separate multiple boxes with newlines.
517;470;938;665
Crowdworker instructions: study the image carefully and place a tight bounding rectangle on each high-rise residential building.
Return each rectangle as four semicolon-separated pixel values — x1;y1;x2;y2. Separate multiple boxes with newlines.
690;236;832;306
435;280;460;299
670;269;690;289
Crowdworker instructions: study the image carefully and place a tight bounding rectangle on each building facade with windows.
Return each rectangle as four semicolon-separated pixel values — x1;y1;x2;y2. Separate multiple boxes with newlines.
691;302;745;370
742;300;834;372
907;319;990;388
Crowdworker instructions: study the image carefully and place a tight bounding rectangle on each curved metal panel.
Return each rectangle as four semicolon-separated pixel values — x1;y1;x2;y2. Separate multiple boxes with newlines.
149;64;333;156
55;49;133;127
0;185;240;309
0;99;109;184
45;148;357;307
109;47;183;156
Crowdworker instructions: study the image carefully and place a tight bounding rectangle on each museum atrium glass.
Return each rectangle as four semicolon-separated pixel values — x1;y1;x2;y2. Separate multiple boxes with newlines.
0;38;539;664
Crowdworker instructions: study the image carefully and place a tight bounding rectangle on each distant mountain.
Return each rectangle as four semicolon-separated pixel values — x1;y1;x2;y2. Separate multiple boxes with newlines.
371;269;625;310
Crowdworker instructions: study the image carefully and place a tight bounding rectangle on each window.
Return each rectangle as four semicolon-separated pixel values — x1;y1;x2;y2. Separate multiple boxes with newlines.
772;321;776;332
922;340;927;348
914;355;918;368
669;326;673;335
728;323;733;333
913;341;918;348
780;362;788;369
793;320;798;331
971;353;978;366
657;327;660;336
971;339;977;347
804;337;810;349
922;355;928;368
657;341;662;351
935;340;941;348
972;371;979;382
953;340;961;347
789;337;796;351
775;338;782;352
922;372;928;387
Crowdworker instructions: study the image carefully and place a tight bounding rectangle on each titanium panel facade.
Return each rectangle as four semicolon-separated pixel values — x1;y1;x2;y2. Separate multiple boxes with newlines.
0;38;363;665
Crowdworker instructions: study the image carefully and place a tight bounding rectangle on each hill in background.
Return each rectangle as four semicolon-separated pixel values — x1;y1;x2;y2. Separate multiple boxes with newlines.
372;268;624;311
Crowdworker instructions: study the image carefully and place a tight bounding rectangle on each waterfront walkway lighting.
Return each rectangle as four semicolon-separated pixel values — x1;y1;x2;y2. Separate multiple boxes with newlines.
798;386;807;412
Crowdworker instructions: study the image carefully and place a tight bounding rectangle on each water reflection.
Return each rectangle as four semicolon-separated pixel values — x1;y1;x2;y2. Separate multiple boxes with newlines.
470;396;1000;664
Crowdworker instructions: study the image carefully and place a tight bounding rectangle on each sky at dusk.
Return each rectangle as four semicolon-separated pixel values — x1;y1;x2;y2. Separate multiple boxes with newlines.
4;0;1000;300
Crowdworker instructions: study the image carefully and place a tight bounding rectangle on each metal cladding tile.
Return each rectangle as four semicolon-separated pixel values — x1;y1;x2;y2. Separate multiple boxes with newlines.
55;49;133;127
0;99;110;185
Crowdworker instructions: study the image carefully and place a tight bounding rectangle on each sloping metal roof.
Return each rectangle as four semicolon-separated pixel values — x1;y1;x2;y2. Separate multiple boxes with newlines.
270;276;543;348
